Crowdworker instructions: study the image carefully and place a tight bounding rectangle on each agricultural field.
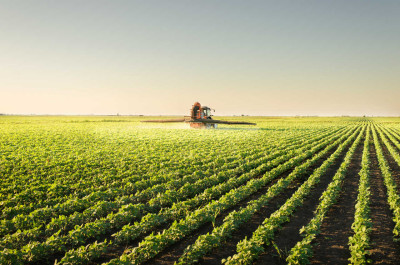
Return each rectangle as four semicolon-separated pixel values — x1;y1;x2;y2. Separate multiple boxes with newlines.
1;116;400;265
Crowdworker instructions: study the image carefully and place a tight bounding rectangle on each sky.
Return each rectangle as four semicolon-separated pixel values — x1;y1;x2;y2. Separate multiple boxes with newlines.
0;0;399;116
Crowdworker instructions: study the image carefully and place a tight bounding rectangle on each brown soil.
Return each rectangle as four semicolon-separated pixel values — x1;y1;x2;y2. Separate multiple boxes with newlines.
252;140;354;265
143;143;336;265
193;141;348;265
368;139;400;264
308;136;364;264
92;147;311;265
379;131;400;190
29;131;341;265
56;128;400;265
204;144;346;265
144;165;294;265
386;129;400;151
86;153;286;264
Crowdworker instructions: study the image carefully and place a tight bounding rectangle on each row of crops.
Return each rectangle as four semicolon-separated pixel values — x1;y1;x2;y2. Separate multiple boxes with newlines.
1;116;400;264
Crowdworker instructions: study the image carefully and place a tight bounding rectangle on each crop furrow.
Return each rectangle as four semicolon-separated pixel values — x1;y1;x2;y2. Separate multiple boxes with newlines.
100;127;358;265
222;126;364;264
177;126;355;264
0;127;344;251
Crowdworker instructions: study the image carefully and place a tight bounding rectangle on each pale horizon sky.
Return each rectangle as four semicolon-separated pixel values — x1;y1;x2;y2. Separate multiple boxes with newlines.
1;1;399;116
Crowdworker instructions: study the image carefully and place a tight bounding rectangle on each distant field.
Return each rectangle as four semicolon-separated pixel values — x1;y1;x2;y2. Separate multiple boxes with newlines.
1;116;400;264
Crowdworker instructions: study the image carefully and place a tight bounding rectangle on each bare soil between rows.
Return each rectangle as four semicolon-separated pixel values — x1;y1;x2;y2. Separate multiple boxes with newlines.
205;141;347;265
33;127;400;265
144;141;340;265
92;146;317;264
253;137;355;265
144;161;298;265
368;131;400;264
308;135;364;264
380;130;400;195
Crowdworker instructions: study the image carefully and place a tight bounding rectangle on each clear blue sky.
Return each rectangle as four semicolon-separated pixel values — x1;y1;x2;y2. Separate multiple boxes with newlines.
1;1;399;116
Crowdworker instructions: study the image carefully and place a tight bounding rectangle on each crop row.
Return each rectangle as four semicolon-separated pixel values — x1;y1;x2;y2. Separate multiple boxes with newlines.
284;125;365;264
285;125;367;263
0;136;261;217
58;126;356;265
177;125;356;264
102;127;358;265
385;127;400;144
52;128;348;263
1;146;259;235
1;127;279;207
1;126;334;224
372;125;400;241
378;125;400;168
348;125;371;264
0;127;348;264
0;127;342;253
223;126;364;264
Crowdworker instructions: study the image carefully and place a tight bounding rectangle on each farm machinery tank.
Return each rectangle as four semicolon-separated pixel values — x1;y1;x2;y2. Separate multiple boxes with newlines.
189;102;216;128
142;102;256;128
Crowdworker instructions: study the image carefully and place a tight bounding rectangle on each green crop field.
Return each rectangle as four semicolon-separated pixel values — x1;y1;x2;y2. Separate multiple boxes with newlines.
1;116;400;265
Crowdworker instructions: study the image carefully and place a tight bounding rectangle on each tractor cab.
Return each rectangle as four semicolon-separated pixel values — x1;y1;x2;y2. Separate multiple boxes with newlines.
202;106;212;119
191;102;213;120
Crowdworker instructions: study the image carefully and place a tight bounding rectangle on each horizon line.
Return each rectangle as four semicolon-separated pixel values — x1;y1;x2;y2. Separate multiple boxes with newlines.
1;114;399;118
